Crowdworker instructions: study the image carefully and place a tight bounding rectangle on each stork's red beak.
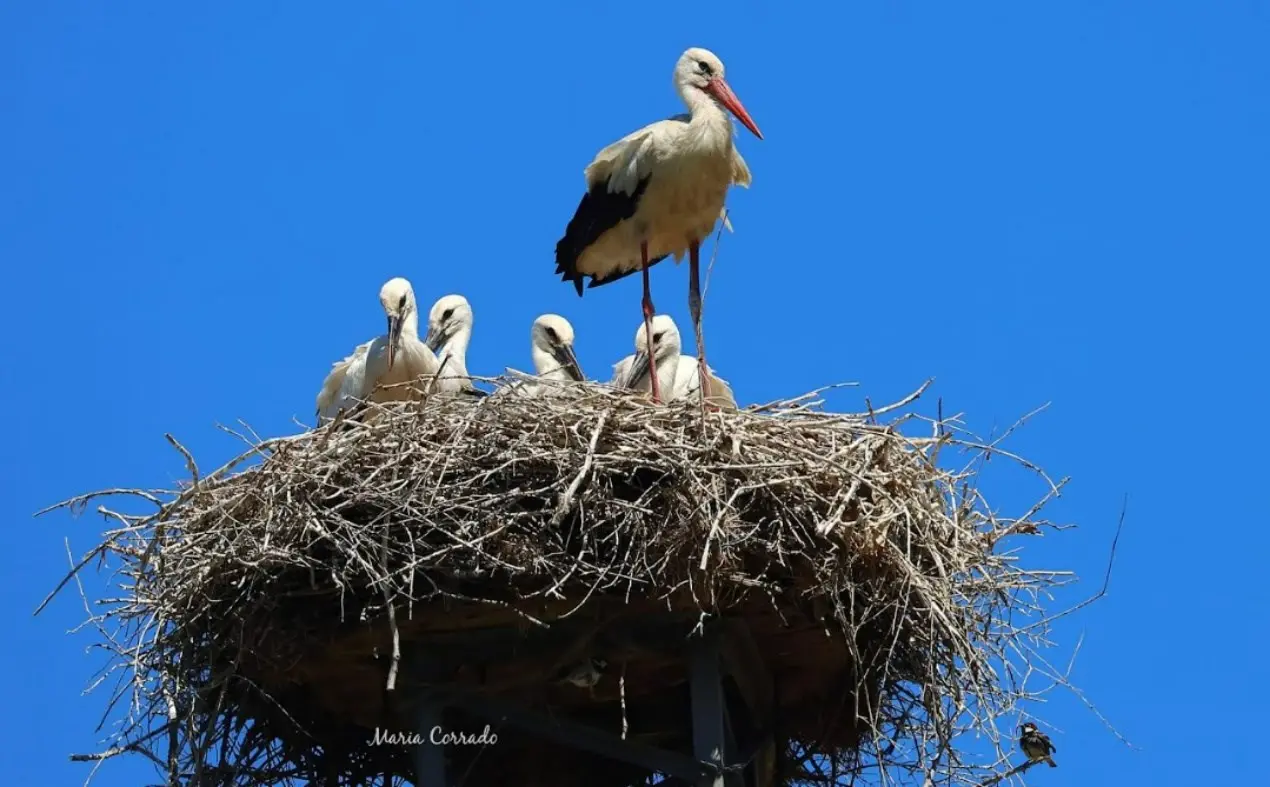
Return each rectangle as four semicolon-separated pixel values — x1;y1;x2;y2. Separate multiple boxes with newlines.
706;77;763;140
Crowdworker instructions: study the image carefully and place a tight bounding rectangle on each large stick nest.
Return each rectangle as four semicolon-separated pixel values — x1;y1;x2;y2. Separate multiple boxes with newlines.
45;380;1074;786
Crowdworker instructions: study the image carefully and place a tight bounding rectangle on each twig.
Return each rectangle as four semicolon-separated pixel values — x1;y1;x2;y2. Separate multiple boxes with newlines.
977;758;1040;786
550;410;609;526
164;433;200;488
1029;494;1127;629
864;378;934;418
702;207;729;303
699;488;742;570
34;538;109;616
382;518;402;692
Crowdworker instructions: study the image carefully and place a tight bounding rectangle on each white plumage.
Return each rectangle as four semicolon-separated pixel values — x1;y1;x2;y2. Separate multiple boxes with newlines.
315;277;439;422
611;314;736;409
531;315;583;382
423;294;482;397
495;315;586;399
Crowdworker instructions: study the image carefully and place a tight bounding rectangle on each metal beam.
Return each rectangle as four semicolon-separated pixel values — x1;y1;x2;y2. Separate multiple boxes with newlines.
688;625;743;787
719;620;777;787
403;650;449;787
378;615;700;670
434;687;713;784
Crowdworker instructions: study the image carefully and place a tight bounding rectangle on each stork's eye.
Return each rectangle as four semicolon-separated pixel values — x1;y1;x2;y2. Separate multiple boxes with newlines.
442;309;454;321
546;326;558;340
398;295;407;307
697;60;712;75
653;332;664;342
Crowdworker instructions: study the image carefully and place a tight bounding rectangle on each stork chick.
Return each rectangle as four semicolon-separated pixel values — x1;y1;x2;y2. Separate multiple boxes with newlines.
612;314;680;401
423;294;484;397
315;277;438;422
530;314;584;386
613;314;735;409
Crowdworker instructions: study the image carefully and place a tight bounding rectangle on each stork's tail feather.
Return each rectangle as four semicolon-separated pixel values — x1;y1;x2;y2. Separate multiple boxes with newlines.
1046;758;1057;768
554;238;586;296
583;254;672;289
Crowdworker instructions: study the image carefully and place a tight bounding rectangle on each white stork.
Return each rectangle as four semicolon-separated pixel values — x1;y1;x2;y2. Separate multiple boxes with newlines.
612;314;736;410
497;314;585;398
555;46;762;405
315;277;439;422
423;294;486;398
528;314;585;388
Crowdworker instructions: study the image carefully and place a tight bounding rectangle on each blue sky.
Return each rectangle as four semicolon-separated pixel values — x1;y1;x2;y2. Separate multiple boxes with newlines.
2;2;1266;784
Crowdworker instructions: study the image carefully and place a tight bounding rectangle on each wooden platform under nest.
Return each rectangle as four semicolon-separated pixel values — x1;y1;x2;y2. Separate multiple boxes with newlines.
379;614;786;787
241;596;873;786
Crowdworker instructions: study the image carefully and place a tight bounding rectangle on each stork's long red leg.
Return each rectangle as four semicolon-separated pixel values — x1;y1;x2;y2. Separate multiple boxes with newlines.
640;241;662;404
687;239;711;408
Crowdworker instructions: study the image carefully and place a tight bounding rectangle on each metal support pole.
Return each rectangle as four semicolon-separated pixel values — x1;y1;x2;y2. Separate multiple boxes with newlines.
688;624;742;787
411;694;448;787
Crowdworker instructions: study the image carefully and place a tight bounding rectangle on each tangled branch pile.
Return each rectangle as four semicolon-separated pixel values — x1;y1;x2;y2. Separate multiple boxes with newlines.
46;379;1074;786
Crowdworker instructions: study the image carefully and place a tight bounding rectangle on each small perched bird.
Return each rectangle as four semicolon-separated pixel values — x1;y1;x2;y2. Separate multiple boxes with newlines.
556;657;608;698
554;47;762;404
1018;723;1057;768
315;277;439;422
423;294;485;397
611;314;735;409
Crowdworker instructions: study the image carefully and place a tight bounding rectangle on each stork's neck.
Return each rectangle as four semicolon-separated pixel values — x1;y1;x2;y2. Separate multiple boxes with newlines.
673;87;734;159
681;86;733;132
655;346;681;392
532;344;568;381
438;326;471;377
400;308;421;339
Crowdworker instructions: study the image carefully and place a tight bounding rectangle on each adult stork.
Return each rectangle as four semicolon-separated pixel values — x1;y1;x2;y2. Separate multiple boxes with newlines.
555;46;762;404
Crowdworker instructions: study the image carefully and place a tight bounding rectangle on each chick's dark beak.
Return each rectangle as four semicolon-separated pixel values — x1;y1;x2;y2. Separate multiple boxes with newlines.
386;314;403;369
553;342;584;382
624;351;650;390
424;323;445;353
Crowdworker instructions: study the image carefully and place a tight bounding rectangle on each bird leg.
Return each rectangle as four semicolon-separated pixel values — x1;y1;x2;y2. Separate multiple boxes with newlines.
688;239;711;407
641;241;662;404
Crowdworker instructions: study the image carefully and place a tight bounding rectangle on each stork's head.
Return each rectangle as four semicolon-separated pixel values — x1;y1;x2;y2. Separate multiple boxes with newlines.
532;314;584;381
378;277;416;370
622;314;680;390
633;314;680;359
424;294;473;352
675;47;763;140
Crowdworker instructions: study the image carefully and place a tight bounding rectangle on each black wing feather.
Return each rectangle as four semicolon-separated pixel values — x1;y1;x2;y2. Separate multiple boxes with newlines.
555;175;660;296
